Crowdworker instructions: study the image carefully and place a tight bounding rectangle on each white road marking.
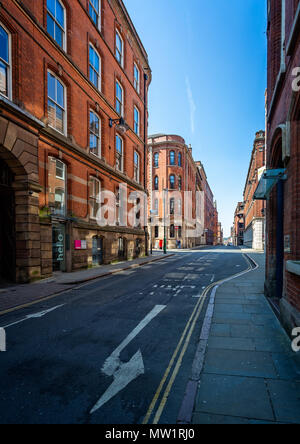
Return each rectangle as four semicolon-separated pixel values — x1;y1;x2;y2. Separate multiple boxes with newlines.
90;305;166;414
1;305;65;329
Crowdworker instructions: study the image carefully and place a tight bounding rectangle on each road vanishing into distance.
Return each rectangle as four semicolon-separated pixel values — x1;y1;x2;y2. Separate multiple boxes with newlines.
0;246;251;424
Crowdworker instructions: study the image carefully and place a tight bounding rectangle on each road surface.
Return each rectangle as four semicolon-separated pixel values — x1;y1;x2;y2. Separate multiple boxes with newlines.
0;246;250;424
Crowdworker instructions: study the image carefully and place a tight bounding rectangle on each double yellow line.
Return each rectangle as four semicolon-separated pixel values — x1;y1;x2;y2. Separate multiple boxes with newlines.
143;256;253;424
142;283;212;424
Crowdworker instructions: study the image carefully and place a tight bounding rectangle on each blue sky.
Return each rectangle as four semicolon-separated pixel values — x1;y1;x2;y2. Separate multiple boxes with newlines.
124;0;267;237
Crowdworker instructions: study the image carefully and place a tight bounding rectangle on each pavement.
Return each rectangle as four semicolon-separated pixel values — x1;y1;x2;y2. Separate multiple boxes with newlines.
0;252;174;314
189;250;300;424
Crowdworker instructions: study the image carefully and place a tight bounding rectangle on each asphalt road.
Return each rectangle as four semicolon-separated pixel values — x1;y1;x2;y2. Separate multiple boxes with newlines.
0;246;249;424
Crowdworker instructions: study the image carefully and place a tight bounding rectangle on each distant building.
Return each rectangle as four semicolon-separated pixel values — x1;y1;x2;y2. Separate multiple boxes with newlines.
147;135;204;249
195;162;218;245
233;202;245;246
217;222;224;245
243;131;266;250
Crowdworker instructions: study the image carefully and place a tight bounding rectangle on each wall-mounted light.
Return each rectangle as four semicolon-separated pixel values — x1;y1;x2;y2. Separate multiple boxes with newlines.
109;117;129;135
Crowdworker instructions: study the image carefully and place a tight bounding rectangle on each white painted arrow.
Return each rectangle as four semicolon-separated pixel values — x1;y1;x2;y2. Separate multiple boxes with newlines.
2;305;65;329
90;305;166;414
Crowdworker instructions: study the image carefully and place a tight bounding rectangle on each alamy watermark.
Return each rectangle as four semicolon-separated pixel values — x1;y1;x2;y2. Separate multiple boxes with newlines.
292;67;300;92
0;328;6;352
92;184;205;238
291;327;300;353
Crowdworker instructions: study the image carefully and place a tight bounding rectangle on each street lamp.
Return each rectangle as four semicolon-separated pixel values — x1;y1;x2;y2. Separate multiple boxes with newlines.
163;188;168;254
109;117;129;134
149;209;158;255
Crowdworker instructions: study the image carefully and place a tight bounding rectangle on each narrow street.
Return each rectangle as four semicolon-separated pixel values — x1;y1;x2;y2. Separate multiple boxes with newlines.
0;247;249;424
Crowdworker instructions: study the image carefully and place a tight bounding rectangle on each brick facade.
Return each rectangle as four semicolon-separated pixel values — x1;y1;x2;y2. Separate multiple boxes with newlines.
233;202;245;246
147;134;204;249
0;0;151;283
243;131;266;250
266;0;300;331
195;162;219;246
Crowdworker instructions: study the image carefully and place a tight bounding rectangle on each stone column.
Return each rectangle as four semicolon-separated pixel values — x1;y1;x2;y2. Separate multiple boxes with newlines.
14;181;42;283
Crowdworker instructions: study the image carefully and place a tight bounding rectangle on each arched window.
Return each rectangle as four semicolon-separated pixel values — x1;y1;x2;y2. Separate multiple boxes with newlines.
89;0;101;29
89;110;101;157
47;71;66;134
116;29;124;67
89;44;101;90
134;151;140;183
178;152;182;167
0;23;11;99
178;176;182;190
48;157;67;216
134;106;140;136
134;63;140;93
116;134;123;172
89;177;101;219
170;151;175;165
154;152;159;168
154;176;159;191
47;0;66;50
116;80;124;116
169;174;175;190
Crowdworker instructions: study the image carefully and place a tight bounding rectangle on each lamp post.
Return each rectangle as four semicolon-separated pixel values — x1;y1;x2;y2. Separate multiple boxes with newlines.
150;210;158;255
163;188;168;254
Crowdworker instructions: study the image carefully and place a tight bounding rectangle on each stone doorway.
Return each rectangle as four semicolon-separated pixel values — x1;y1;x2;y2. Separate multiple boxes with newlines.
0;158;16;283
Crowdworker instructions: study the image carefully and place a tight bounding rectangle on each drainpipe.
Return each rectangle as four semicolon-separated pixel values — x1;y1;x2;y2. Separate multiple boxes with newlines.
144;73;149;256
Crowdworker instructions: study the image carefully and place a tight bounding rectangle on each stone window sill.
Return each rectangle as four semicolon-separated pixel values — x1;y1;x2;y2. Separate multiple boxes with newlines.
286;260;300;276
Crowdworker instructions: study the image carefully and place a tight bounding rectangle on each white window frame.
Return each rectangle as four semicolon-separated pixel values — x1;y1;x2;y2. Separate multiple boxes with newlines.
0;22;12;100
89;0;101;30
49;156;67;216
47;70;67;135
134;151;140;183
56;159;65;180
90;176;101;220
89;43;101;91
134;106;140;136
115;29;124;67
116;134;124;172
134;63;140;93
116;80;124;116
89;110;101;158
46;0;67;51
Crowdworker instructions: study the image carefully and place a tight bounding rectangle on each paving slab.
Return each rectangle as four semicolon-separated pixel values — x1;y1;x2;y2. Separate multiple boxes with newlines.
204;348;278;378
194;374;275;421
207;336;255;351
210;323;231;337
267;380;300;424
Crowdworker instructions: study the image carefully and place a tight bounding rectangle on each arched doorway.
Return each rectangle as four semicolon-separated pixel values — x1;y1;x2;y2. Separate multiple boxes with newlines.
268;132;285;300
0;158;16;283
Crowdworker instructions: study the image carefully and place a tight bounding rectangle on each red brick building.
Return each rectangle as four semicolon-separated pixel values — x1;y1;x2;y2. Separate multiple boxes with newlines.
196;161;218;245
243;131;266;250
0;0;151;283
233;202;245;246
147;134;204;249
261;0;300;331
217;222;223;245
